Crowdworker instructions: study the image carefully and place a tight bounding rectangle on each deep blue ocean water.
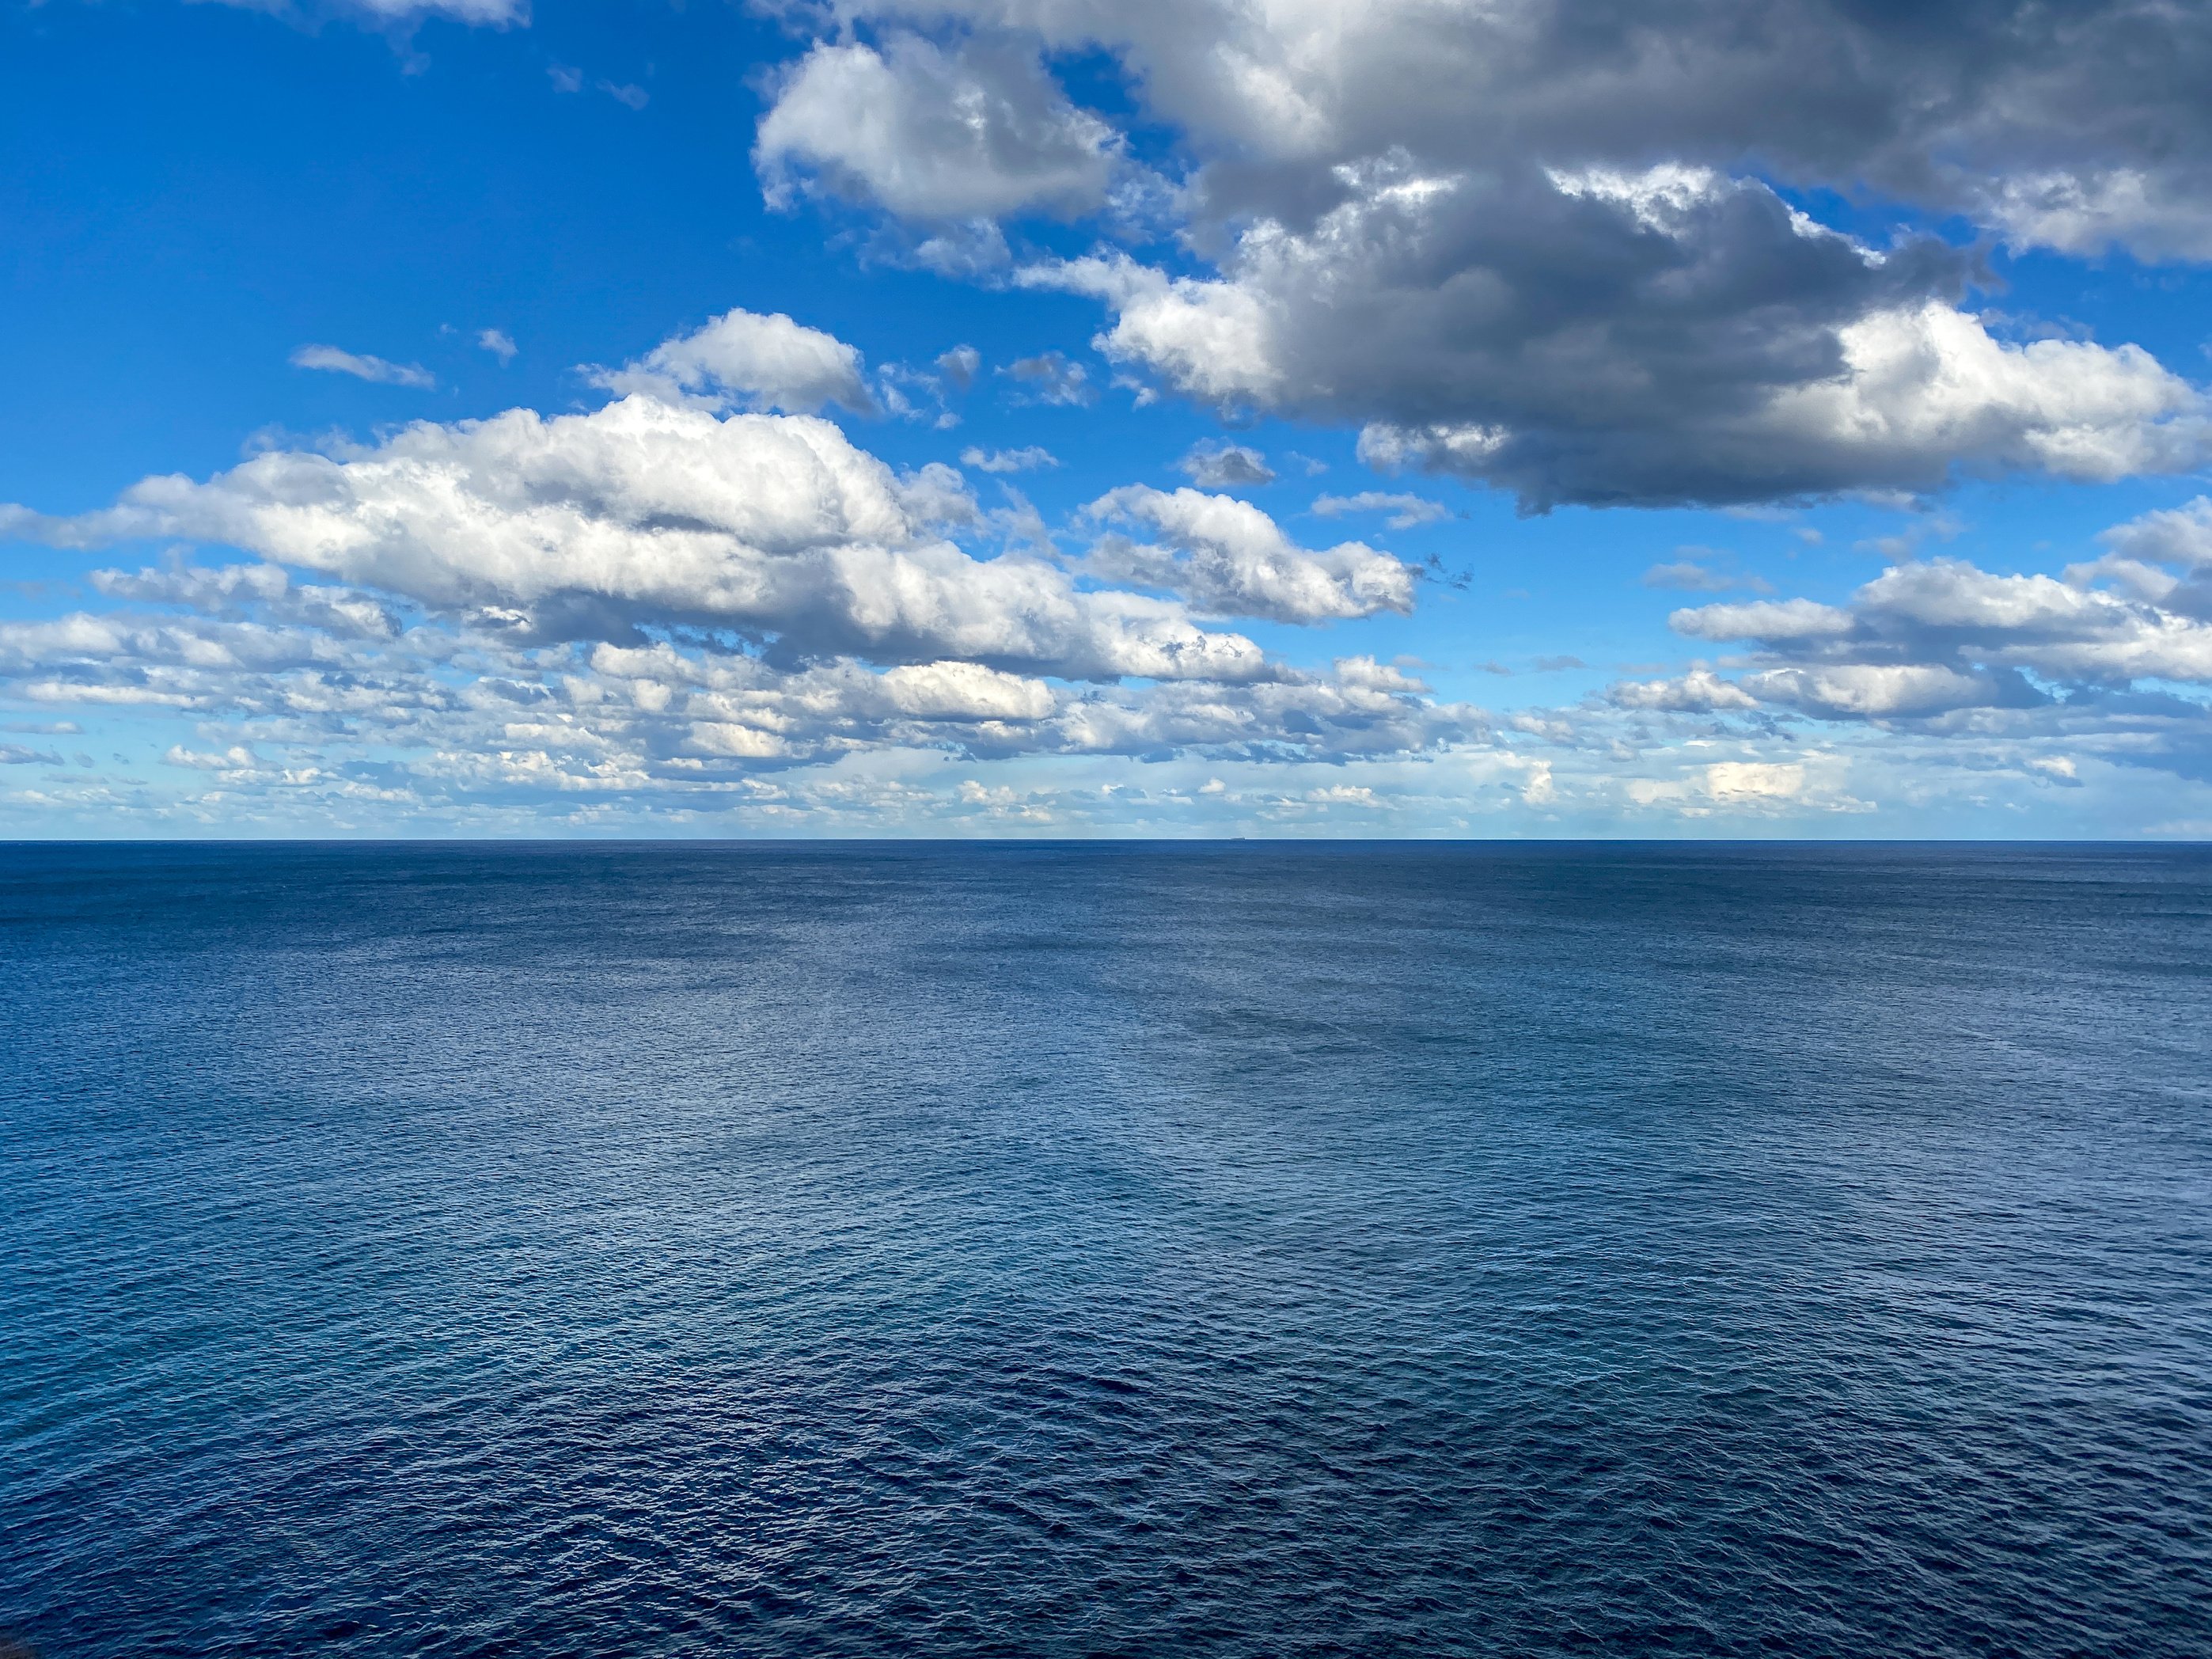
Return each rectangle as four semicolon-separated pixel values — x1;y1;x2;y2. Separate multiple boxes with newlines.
2;841;2207;1657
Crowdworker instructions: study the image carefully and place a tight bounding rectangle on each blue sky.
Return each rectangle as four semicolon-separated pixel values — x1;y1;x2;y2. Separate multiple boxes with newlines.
5;0;2212;836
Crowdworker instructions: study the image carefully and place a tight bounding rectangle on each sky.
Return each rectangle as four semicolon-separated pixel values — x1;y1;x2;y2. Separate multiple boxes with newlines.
5;1;2212;837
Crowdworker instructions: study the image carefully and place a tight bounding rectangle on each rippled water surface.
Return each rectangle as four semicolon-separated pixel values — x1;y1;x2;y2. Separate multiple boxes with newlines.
2;841;2208;1657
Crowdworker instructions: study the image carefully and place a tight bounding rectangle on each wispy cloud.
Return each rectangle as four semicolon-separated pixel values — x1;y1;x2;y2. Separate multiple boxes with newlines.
961;446;1058;473
1004;352;1095;406
1642;551;1775;594
1312;491;1448;529
290;344;436;390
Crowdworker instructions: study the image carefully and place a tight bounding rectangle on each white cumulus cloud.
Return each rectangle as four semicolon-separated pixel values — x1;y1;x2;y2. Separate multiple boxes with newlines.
1083;485;1416;624
4;395;1276;683
590;307;877;416
756;35;1122;222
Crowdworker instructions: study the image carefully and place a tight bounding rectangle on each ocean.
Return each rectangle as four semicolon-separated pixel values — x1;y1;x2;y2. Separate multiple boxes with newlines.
2;841;2206;1656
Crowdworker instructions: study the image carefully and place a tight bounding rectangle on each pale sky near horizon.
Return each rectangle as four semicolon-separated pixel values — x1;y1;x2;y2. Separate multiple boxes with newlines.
6;0;2212;837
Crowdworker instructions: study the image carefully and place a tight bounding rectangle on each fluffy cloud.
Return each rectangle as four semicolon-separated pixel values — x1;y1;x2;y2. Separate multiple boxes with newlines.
0;568;1475;811
218;6;2212;511
814;2;2212;259
1671;597;1854;643
775;4;2212;507
1034;176;2207;508
0;297;1501;810
1982;169;2212;264
1677;556;2212;692
0;275;1490;823
2099;496;2212;572
1083;486;1416;624
1045;656;1473;760
1619;757;1868;817
755;35;1121;222
1611;518;2212;780
280;0;2212;267
590;307;877;415
1463;493;2212;801
13;541;2211;830
89;561;400;640
7;396;1290;682
1608;666;1758;713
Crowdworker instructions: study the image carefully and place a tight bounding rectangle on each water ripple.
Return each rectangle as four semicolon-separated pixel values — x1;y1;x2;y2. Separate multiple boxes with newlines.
2;842;2207;1656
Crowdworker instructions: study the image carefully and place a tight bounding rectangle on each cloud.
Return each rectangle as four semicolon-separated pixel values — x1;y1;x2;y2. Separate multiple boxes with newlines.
590;307;876;415
598;81;648;111
935;345;981;389
809;2;2212;264
1702;761;1806;804
1671;597;1856;643
1643;555;1771;594
4;395;1287;684
960;445;1057;474
1676;558;2212;689
476;328;518;364
1608;666;1759;712
1982;169;2212;265
13;533;2212;826
290;344;436;389
1034;181;2208;509
1043;655;1474;761
1311;492;1448;530
1179;442;1274;488
611;645;1471;767
1083;485;1415;623
1004;351;1094;406
787;5;2212;507
210;0;528;25
1608;749;1873;817
0;566;1478;832
1636;524;2212;762
351;0;523;20
2100;496;2212;571
1740;662;2020;720
89;560;398;639
756;35;1121;222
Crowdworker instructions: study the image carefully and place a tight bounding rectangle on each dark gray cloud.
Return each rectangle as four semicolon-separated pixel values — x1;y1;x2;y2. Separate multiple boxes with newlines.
1179;442;1274;488
783;1;2212;507
1038;165;2204;508
832;1;2212;257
